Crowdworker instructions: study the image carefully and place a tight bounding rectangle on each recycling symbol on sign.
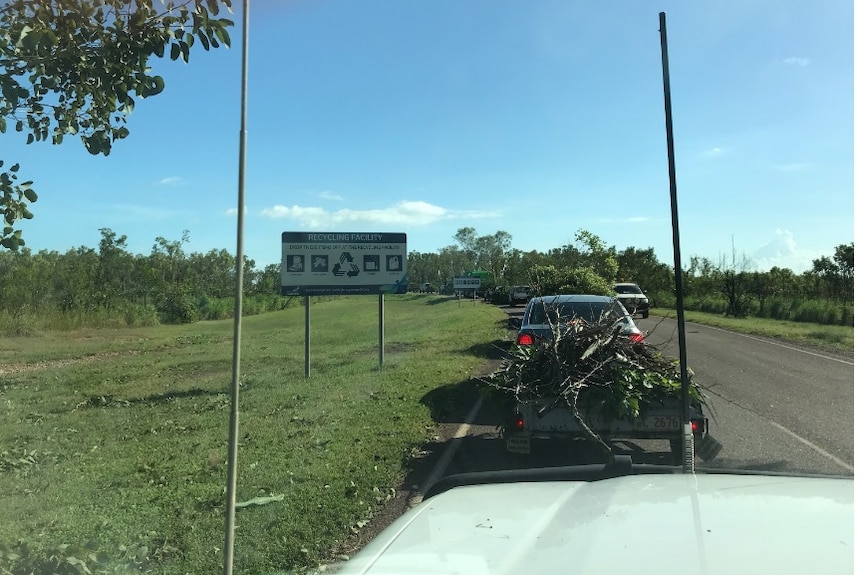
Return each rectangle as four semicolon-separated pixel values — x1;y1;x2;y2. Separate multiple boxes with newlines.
332;252;360;277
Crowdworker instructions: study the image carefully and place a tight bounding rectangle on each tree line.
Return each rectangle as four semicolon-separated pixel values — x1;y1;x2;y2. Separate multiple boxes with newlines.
0;226;852;333
0;228;285;333
407;227;853;326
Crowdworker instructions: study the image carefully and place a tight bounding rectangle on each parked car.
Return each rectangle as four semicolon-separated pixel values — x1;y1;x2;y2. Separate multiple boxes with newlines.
508;285;532;306
516;294;643;346
613;282;650;318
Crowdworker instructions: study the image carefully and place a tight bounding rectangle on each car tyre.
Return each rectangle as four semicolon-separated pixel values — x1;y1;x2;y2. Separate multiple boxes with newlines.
642;310;649;319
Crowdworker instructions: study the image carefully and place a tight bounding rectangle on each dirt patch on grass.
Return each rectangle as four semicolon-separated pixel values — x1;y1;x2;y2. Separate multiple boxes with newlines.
0;350;144;376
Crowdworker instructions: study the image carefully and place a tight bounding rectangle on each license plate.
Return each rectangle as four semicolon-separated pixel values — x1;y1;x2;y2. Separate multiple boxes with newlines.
506;435;531;454
643;416;681;430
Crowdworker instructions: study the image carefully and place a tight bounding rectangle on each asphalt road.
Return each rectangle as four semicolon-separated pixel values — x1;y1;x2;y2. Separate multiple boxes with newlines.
427;305;854;484
639;314;854;473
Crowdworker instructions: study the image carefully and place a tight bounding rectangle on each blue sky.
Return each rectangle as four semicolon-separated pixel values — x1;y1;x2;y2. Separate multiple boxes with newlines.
6;0;854;273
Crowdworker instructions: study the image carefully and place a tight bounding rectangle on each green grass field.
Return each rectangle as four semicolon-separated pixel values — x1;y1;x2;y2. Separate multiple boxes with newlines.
0;295;510;575
652;308;853;353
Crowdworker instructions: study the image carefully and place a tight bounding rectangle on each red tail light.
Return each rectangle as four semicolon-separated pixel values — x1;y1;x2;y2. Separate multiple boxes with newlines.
514;413;525;432
691;417;706;434
629;333;644;344
517;333;534;346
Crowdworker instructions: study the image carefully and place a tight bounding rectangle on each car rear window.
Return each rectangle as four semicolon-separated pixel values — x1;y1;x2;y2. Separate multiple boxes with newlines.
614;285;642;294
528;300;624;325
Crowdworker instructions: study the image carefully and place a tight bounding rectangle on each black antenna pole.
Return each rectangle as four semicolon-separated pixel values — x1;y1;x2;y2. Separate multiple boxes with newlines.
659;12;694;472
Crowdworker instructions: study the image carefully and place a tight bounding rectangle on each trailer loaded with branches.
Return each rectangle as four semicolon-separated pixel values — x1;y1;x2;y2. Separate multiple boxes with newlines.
482;297;711;465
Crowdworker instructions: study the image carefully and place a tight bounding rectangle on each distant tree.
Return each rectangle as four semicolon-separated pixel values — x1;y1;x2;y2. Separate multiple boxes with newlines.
437;244;473;285
809;243;853;305
572;229;618;284
833;243;853;305
96;227;134;307
0;0;234;249
254;263;282;296
715;243;752;318
501;248;547;286
452;227;478;269
474;230;512;284
616;246;673;292
187;248;236;299
810;256;837;297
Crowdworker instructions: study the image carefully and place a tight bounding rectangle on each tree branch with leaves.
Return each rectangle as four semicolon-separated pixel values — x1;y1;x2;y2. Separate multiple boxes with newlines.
0;0;233;249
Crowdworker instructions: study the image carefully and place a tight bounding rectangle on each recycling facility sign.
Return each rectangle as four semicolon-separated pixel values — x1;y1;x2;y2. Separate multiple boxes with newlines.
281;232;408;296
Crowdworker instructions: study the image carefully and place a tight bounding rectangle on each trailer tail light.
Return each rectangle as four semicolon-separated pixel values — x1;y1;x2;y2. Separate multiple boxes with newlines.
513;413;525;432
517;333;534;346
630;333;644;344
691;417;706;434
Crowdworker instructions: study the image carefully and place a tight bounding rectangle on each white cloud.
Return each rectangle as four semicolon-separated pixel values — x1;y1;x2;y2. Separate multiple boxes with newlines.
751;229;818;273
782;56;810;67
702;147;724;158
225;206;248;216
259;200;499;227
155;176;183;186
318;191;344;201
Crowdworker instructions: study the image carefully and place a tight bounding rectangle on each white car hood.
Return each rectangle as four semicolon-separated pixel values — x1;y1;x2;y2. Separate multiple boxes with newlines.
338;474;853;575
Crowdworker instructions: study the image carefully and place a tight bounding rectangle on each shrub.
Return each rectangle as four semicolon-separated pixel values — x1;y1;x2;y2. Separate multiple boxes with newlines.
157;286;199;324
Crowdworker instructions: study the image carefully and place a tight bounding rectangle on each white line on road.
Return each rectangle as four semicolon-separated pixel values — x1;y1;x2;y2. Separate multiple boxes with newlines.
769;420;854;473
409;396;483;507
688;322;853;366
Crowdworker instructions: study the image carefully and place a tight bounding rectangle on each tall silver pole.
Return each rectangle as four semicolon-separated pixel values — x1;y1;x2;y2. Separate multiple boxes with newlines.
378;294;384;369
223;0;250;572
659;12;694;472
305;295;311;377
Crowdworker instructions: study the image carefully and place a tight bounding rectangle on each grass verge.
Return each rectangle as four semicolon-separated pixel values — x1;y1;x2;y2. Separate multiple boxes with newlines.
0;295;510;575
652;307;853;354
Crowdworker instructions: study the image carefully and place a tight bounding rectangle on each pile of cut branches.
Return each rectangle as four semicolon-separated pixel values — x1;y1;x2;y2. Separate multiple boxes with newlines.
482;303;708;452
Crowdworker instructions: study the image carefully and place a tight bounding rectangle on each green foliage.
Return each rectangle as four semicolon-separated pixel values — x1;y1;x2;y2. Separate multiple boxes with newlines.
529;264;613;296
0;229;318;330
157;285;199;324
0;307;37;336
597;364;705;419
0;160;35;249
1;0;234;248
672;294;854;327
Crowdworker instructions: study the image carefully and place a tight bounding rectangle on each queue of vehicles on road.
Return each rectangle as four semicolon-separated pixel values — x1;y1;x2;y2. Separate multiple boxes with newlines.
339;287;853;575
